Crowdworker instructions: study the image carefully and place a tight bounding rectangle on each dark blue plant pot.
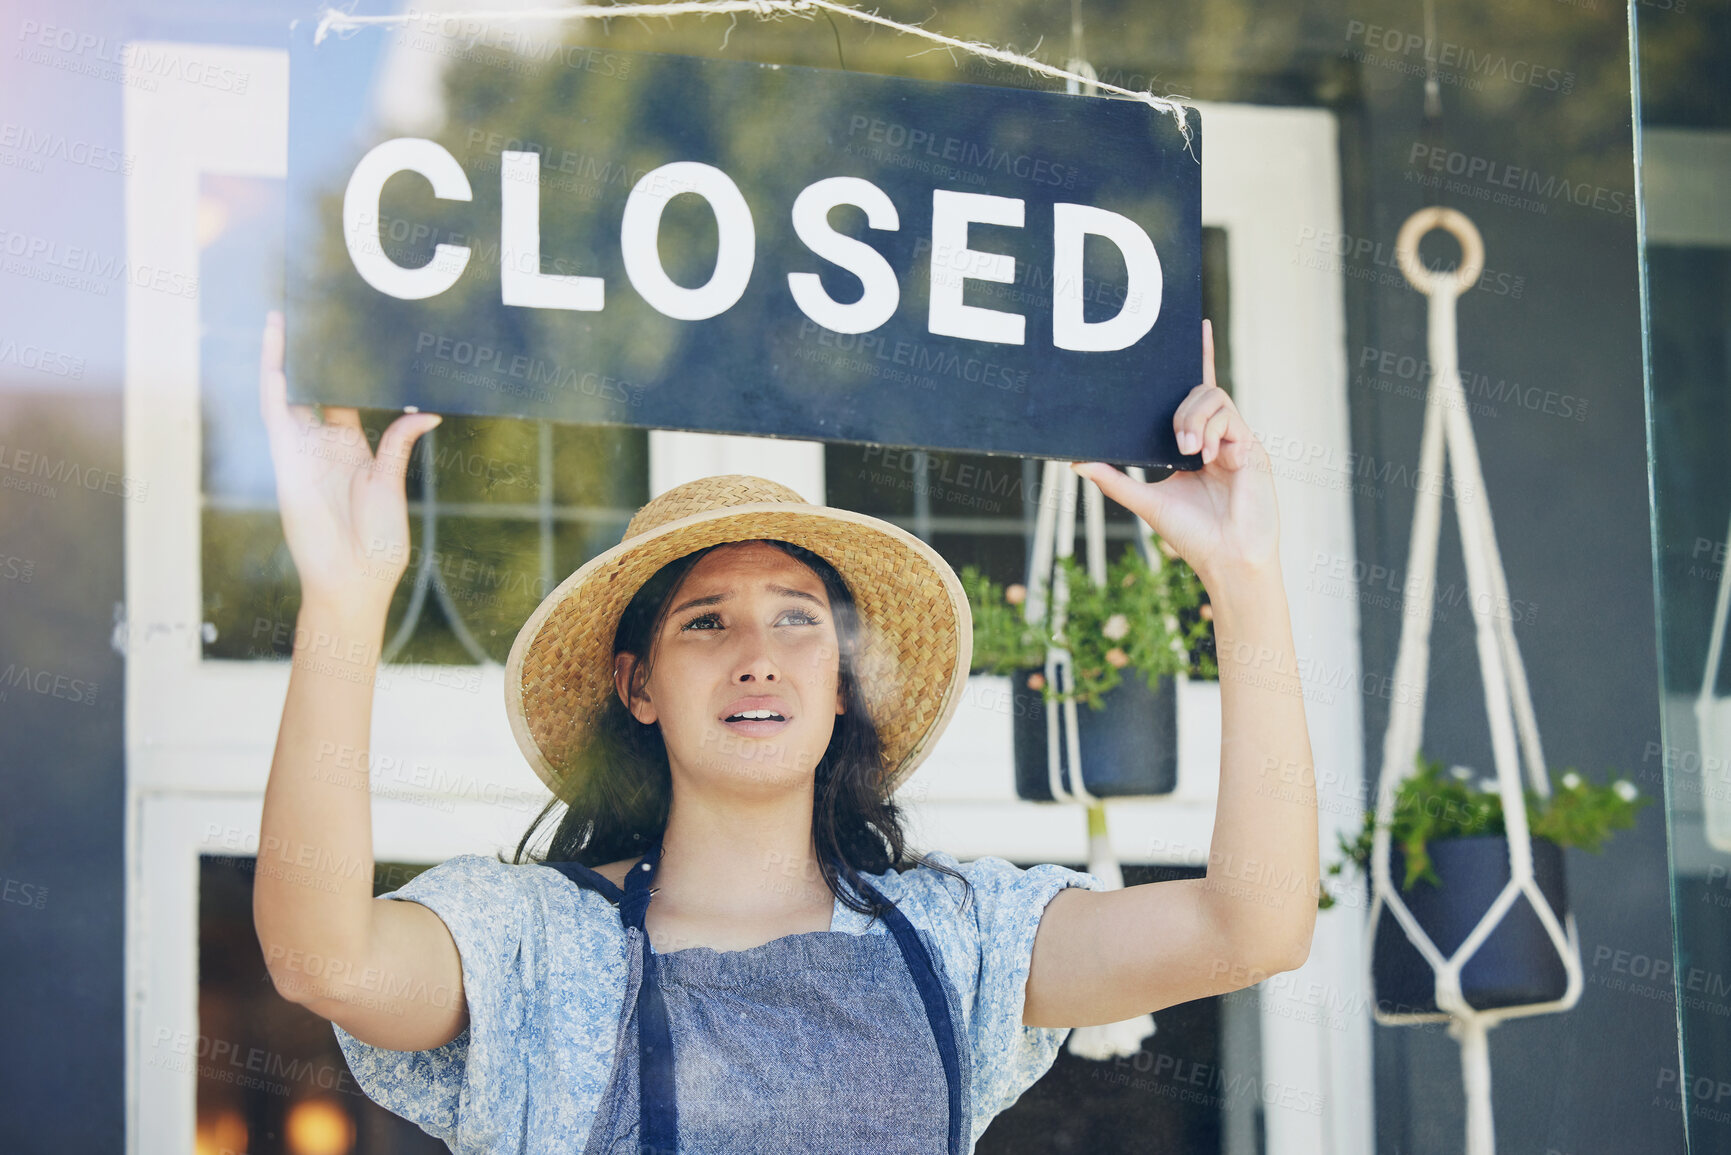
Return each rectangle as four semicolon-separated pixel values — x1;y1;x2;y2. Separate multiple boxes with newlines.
1009;665;1178;799
1372;834;1570;1014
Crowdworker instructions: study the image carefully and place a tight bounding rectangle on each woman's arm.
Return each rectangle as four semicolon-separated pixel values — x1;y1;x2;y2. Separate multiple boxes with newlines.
250;311;471;1051
1023;320;1318;1028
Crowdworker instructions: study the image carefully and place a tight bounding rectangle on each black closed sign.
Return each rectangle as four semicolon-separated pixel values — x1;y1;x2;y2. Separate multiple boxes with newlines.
288;24;1202;468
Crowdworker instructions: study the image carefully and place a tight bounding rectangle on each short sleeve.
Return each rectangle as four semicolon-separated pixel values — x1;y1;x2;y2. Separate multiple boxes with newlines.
899;851;1106;1148
331;854;532;1153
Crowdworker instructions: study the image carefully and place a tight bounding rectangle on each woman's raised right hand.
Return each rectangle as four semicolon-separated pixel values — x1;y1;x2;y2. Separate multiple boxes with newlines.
257;311;443;620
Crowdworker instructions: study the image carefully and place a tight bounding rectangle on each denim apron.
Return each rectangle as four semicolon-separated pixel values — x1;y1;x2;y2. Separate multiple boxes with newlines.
546;841;969;1155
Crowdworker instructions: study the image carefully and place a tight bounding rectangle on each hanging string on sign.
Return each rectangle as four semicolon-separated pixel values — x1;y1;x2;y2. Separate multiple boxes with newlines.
312;0;1198;156
1014;4;1159;1064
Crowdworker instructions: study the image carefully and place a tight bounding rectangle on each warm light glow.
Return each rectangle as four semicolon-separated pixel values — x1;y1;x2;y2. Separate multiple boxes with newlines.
194;1109;248;1155
285;1097;355;1155
195;194;231;250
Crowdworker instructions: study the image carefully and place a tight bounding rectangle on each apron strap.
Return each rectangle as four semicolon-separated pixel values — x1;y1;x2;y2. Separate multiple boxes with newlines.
542;858;625;905
855;876;966;1155
548;853;963;1155
543;852;679;1155
619;843;680;1155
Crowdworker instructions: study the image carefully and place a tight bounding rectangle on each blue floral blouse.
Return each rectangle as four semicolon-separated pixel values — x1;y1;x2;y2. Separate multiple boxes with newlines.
332;850;1106;1153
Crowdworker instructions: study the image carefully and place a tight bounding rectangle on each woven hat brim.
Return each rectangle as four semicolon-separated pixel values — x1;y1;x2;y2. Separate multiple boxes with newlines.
504;502;973;803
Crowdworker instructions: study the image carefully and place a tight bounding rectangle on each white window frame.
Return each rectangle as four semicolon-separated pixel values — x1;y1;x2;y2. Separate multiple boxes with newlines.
124;45;1368;1155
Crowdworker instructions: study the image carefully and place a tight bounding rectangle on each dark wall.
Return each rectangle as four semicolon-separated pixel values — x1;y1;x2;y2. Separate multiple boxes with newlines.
1325;6;1676;1154
2;0;131;1145
0;3;308;1148
0;390;128;1150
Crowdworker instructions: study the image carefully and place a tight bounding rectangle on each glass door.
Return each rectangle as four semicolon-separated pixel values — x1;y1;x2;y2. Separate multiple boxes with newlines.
1638;3;1731;1148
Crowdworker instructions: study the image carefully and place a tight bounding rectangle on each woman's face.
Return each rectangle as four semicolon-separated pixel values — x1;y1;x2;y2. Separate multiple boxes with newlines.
615;541;846;794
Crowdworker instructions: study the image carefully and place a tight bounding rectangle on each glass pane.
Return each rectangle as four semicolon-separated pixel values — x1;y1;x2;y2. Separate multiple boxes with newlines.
196;173;651;663
202;508;300;661
552;423;651;512
553;510;635;580
386;514;547;665
421;414;547;506
977;864;1237;1154
1202;226;1233;396
140;4;1655;1155
197;856;447;1155
199;174;286;509
1639;3;1731;1144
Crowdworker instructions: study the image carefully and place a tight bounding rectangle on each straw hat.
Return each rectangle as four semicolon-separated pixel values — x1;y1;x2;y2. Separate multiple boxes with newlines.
504;474;973;803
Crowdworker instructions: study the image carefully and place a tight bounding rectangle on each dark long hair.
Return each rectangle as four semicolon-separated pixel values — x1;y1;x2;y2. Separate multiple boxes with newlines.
507;538;971;921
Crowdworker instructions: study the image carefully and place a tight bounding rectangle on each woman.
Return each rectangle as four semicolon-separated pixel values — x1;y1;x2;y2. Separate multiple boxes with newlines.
252;311;1318;1154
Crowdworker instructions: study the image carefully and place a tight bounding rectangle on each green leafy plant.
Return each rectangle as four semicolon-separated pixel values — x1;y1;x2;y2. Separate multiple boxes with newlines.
960;543;1215;712
1317;753;1650;909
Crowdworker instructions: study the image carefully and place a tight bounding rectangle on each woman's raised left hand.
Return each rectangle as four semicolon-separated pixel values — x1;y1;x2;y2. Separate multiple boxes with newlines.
1070;319;1279;591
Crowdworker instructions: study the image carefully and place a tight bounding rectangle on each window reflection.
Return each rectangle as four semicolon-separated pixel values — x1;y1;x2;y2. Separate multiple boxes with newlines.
194;173;650;665
200;856;1236;1154
197;855;447;1155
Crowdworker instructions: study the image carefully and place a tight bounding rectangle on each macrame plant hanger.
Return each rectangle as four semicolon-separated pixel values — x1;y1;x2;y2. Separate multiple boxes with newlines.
1369;207;1583;1155
1025;457;1174;1061
1694;495;1731;850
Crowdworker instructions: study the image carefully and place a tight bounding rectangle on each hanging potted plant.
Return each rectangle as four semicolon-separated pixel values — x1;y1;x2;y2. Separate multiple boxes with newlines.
1321;753;1648;1013
960;542;1215;800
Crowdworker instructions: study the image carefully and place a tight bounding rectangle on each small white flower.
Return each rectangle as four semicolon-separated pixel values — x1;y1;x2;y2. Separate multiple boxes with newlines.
1449;764;1474;781
1614;780;1639;802
1561;771;1583;790
1102;613;1130;641
1479;778;1501;794
1164;614;1180;635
